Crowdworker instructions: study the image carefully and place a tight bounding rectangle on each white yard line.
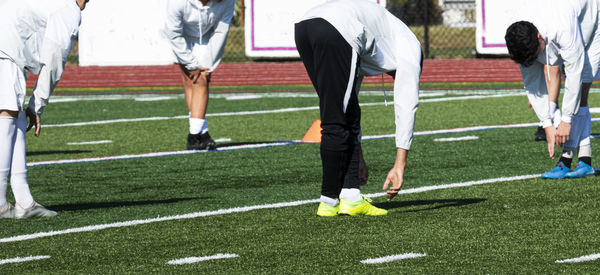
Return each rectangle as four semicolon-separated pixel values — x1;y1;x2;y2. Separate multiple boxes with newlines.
434;136;479;142
42;93;523;129
361;253;427;264
0;174;538;244
29;119;585;168
166;254;239;265
67;140;113;145
214;138;232;143
28;122;532;167
28;142;297;167
0;255;50;265
45;89;527;104
556;253;600;263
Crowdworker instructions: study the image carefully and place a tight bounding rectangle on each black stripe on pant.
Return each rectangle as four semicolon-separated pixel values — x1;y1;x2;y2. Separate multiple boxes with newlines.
295;18;361;199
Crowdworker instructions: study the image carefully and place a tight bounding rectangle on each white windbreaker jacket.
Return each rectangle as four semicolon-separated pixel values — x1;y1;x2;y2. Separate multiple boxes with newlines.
164;0;235;72
516;0;598;127
300;0;422;150
0;0;81;116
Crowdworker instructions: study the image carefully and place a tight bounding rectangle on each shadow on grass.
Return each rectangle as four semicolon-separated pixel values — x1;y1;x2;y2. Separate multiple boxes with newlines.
375;198;486;212
48;197;210;212
27;150;92;156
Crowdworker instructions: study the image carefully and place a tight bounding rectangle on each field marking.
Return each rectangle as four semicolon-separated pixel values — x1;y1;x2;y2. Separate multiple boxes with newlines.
135;96;178;102
67;140;113;145
0;255;50;265
45;89;526;104
0;173;538;244
434;136;478;142
556;253;600;263
361;253;427;264
166;254;239;265
28;119;581;168
27;142;298;167
42;93;523;129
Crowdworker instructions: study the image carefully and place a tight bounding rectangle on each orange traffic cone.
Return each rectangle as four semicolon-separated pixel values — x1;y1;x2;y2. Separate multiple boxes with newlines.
301;119;322;143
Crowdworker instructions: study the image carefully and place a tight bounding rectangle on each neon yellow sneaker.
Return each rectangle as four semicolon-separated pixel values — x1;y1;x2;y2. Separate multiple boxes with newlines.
316;202;339;217
339;196;387;216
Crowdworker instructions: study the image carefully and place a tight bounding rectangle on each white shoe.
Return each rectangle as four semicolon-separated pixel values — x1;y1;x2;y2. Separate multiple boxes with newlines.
0;203;15;219
14;201;57;219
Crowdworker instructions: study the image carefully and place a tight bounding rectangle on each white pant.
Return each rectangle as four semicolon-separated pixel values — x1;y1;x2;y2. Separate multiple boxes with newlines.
0;59;26;112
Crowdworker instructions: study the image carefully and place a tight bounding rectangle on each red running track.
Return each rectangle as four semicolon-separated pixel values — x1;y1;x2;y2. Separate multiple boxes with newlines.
26;59;522;89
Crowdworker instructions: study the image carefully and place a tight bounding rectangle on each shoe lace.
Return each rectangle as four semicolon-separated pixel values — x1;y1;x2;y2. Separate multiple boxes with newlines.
361;195;373;203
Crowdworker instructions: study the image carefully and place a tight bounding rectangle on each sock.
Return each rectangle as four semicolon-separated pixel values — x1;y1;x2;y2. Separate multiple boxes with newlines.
558;156;573;169
189;118;205;135
579;156;592;166
320;195;339;207
200;120;209;134
578;144;592;166
0;116;17;209
339;188;361;202
11;112;33;208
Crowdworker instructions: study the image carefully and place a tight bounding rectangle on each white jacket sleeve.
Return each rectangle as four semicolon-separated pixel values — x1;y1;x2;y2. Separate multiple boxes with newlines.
521;62;553;128
205;0;234;72
28;8;79;116
558;17;585;123
393;61;420;150
164;0;201;70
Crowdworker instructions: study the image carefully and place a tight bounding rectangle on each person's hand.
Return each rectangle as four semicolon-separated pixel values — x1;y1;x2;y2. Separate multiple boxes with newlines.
358;146;368;186
544;126;557;158
25;107;41;137
382;166;404;201
555;121;571;146
187;66;210;84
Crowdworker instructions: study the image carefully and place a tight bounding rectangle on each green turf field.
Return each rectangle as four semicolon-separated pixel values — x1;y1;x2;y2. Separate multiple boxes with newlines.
1;88;599;273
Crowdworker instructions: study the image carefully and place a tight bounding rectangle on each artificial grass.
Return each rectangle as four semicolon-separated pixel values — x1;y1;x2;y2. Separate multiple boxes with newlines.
1;89;600;273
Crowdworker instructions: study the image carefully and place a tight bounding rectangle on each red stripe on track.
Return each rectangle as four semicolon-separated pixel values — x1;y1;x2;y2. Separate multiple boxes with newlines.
26;59;522;89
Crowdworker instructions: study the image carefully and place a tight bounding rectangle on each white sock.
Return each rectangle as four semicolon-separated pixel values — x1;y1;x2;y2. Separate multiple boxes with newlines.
11;112;33;208
562;147;575;159
189;118;205;135
0;116;17;209
339;188;362;201
320;195;339;207
579;144;592;159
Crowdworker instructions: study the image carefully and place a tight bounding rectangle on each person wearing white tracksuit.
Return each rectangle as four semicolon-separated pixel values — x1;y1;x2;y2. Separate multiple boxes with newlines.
295;0;422;216
0;0;89;218
164;0;235;150
505;0;599;179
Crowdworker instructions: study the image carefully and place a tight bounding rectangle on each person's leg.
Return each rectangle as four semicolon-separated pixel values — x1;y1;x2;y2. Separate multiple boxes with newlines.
10;111;34;208
11;111;57;218
296;18;355;201
0;110;18;217
296;18;385;216
180;65;215;150
565;83;594;178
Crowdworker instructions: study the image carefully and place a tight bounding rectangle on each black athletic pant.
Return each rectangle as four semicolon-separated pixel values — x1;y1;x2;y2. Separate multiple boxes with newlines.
295;18;361;199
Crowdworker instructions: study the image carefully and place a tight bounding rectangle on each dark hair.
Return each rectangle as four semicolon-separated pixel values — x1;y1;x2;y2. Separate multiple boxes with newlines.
505;21;539;67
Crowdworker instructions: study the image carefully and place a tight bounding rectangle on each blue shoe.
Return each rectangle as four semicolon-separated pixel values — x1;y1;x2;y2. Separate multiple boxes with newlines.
565;161;595;178
541;162;570;179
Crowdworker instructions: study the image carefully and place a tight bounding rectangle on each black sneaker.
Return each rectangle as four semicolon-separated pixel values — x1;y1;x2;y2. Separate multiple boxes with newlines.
534;126;546;141
187;132;217;150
